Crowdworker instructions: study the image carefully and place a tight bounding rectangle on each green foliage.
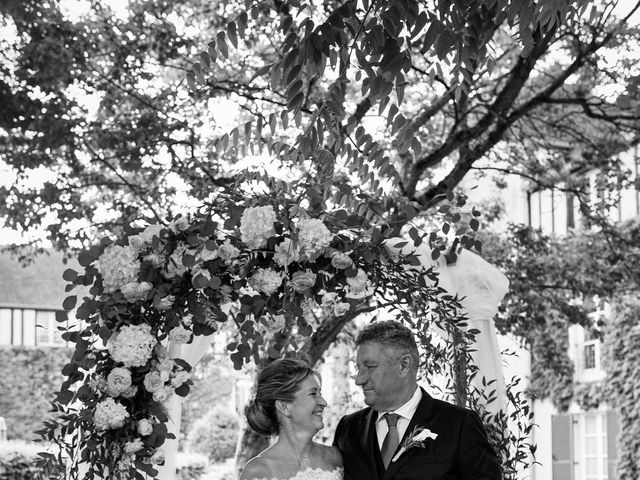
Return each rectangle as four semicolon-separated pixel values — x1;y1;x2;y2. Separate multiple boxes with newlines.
187;407;239;463
176;451;208;480
603;296;640;480
573;381;605;411
0;441;62;480
180;355;235;437
469;376;535;480
479;222;640;409
2;0;639;252
0;347;70;440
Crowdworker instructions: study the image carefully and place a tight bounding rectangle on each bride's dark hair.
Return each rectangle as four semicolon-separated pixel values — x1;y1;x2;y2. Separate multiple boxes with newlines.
246;358;318;436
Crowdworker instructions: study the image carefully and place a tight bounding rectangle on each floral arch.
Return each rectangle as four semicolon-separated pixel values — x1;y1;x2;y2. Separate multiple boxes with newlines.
37;186;475;480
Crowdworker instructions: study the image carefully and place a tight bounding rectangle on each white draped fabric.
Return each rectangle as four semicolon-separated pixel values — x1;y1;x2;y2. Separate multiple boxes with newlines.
157;334;216;480
384;239;509;415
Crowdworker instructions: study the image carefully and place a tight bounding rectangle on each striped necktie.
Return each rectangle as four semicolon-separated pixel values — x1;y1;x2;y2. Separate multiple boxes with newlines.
381;413;400;469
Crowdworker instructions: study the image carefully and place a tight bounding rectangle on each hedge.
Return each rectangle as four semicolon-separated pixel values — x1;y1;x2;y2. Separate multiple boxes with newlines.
0;346;70;440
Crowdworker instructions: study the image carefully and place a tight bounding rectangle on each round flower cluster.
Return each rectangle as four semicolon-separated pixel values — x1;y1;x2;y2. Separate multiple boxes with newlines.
249;268;283;295
93;397;129;430
95;245;141;293
107;324;157;368
297;218;333;256
240;205;277;249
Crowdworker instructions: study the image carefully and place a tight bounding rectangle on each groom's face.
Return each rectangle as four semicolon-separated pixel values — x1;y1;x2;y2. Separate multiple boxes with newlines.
355;341;406;411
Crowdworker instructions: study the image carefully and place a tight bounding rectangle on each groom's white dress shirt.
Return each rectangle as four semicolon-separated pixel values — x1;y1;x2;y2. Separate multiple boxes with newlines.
375;386;422;450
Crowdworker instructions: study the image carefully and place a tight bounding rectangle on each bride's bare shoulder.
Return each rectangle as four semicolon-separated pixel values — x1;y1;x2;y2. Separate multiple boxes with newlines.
240;457;272;480
315;443;343;468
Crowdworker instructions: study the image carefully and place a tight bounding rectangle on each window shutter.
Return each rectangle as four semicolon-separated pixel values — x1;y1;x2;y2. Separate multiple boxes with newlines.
606;410;620;480
552;414;574;480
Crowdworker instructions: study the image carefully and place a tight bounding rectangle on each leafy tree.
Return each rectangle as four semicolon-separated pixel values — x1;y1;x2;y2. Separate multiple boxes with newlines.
479;217;640;411
3;0;640;471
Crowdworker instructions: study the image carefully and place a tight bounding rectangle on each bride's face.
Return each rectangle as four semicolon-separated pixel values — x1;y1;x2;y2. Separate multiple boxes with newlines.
288;374;327;433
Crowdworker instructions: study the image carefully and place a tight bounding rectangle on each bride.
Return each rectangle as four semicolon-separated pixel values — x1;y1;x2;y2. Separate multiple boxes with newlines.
240;358;343;480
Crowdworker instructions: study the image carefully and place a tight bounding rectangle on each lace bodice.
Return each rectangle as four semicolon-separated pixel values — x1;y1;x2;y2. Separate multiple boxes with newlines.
254;467;343;480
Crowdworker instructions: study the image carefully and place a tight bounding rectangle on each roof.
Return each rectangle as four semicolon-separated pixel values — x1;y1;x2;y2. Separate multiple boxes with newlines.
0;250;79;310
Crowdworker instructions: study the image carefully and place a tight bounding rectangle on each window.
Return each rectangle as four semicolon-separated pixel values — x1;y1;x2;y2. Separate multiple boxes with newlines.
552;410;619;480
0;307;69;347
584;342;597;370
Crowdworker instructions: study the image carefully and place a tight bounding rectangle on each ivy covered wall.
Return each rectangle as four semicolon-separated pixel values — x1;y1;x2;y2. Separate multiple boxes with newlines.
0;347;70;440
604;296;640;480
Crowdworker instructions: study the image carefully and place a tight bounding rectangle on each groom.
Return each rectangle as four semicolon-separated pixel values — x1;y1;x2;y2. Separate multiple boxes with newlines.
333;320;500;480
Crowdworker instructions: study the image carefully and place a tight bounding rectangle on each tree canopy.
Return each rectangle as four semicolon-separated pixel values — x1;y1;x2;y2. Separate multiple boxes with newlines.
1;0;639;253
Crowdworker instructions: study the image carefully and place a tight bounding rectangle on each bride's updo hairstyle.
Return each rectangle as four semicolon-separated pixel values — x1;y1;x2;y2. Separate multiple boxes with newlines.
246;358;318;436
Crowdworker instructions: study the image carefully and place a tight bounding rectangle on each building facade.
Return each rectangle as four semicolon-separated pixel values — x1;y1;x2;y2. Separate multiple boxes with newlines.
498;145;640;480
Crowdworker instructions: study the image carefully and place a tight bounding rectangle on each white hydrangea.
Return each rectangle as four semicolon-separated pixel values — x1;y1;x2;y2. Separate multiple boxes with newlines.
95;245;141;293
273;238;300;267
297;218;333;256
107;324;157;368
249;268;283;295
240;205;277;249
93;397;129;430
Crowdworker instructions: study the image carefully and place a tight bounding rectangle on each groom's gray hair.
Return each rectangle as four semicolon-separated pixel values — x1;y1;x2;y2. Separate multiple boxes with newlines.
356;320;419;369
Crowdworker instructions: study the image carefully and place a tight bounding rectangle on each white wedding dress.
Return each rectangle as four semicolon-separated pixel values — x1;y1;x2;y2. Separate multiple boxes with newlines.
254;467;344;480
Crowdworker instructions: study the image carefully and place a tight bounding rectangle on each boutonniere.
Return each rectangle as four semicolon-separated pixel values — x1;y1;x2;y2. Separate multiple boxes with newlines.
391;426;438;463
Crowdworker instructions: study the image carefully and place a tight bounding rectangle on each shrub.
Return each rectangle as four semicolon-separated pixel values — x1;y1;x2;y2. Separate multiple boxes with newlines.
187;407;239;463
176;451;208;480
0;440;61;480
0;346;70;440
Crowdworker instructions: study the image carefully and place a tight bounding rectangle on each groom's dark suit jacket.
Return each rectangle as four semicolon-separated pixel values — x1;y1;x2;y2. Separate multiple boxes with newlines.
333;389;501;480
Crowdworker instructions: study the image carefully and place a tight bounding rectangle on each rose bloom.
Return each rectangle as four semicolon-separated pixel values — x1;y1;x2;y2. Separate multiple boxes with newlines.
330;252;354;270
121;385;138;399
346;269;372;299
156;295;174;311
170;370;190;388
297;218;333;255
240;205;277;249
124;438;145;454
106;367;132;394
169;325;191;344
264;314;286;333
217;239;240;262
151;449;166;465
163;244;188;279
137;419;154;436
273;238;300;267
143;253;166;268
199;246;218;262
159;370;170;382
321;291;339;306
154;343;169;360
152;387;172;402
143;372;164;393
156;358;175;373
333;302;351;316
130;224;164;248
121;281;152;303
249;268;283;296
290;271;316;293
169;216;190;233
